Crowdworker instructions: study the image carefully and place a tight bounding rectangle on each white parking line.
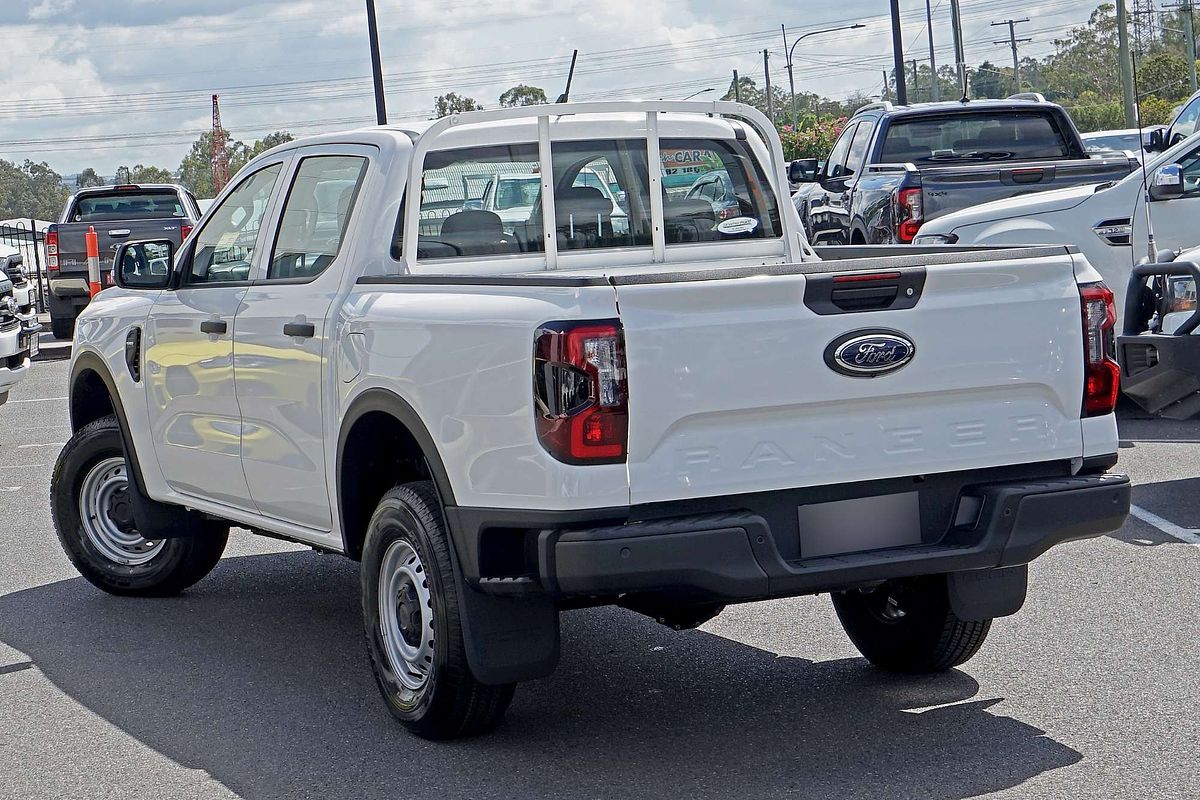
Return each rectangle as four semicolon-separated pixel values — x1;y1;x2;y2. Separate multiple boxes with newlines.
5;396;67;404
1129;505;1200;546
16;443;64;449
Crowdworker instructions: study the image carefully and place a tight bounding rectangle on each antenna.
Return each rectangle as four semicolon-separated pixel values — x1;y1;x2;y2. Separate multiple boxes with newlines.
211;94;229;194
555;50;578;104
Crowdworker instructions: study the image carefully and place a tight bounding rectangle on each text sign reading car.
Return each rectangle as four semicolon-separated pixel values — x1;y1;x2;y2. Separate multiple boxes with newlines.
825;329;916;377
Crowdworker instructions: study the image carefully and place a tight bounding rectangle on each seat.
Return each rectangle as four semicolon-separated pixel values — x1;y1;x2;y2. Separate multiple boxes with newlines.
664;198;717;243
552;186;612;249
881;135;920;162
437;210;516;256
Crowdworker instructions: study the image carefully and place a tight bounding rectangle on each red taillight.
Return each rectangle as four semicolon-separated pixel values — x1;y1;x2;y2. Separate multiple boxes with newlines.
45;229;59;272
1080;282;1120;417
895;187;924;243
534;320;628;464
181;224;193;242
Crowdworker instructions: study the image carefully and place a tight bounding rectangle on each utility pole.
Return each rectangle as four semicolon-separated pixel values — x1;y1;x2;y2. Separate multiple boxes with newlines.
882;70;890;102
733;69;741;103
991;18;1031;94
763;49;774;122
925;0;940;101
949;0;968;99
1165;0;1199;92
211;94;229;194
910;59;921;102
889;0;908;104
1117;0;1138;127
365;0;387;124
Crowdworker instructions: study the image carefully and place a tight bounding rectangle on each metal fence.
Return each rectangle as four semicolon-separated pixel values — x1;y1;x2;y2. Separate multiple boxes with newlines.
0;219;49;313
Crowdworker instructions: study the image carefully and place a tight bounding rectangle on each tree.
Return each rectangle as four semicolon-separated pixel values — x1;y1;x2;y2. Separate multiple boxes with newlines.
719;75;788;122
1138;51;1191;100
499;85;548;107
246;131;294;159
0;159;71;220
178;130;230;197
75;167;104;188
972;60;1008;99
123;164;175;183
433;93;482;117
1041;4;1120;100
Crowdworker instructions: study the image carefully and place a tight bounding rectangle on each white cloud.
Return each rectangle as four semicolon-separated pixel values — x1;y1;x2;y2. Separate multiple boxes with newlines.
28;0;75;20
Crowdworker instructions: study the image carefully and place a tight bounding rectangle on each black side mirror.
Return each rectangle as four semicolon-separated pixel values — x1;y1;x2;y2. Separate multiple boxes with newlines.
1148;128;1165;151
114;239;174;289
788;158;820;184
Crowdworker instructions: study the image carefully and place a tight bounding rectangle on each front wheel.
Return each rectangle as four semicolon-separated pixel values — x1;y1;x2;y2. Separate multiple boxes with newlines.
51;415;228;596
361;482;514;739
831;575;992;673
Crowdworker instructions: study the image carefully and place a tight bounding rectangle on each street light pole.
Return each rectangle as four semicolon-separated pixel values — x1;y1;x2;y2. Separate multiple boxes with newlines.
681;88;715;101
785;23;866;122
365;0;387;125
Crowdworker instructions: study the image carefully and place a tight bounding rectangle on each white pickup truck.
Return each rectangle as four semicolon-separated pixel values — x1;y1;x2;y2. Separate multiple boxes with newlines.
51;102;1130;740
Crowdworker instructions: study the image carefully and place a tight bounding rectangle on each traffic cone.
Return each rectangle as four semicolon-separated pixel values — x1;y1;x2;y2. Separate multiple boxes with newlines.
85;225;101;298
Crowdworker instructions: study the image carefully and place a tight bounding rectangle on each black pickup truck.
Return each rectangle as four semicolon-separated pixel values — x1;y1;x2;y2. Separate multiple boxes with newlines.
792;95;1138;246
46;184;201;339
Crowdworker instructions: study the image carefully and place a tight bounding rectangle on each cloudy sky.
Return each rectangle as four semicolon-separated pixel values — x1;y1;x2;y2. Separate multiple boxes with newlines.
1;0;1101;176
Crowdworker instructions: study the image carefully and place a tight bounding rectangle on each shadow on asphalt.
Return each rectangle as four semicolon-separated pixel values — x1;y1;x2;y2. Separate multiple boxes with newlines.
0;551;1081;800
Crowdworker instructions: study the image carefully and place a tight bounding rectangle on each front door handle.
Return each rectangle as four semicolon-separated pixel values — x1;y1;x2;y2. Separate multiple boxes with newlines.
283;322;315;338
200;319;227;335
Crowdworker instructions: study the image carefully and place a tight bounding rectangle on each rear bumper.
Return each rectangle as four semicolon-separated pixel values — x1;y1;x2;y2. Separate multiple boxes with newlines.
447;470;1130;602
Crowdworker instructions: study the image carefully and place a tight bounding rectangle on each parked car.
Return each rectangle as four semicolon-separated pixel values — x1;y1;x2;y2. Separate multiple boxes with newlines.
46;184;202;339
1147;89;1200;152
0;243;36;317
791;93;1138;245
0;271;36;405
913;129;1200;329
465;167;629;234
52;101;1129;740
1081;128;1158;157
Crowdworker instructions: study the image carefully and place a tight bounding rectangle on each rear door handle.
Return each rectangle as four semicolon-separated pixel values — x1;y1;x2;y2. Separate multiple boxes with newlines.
109;229;131;238
200;319;227;335
283;322;315;338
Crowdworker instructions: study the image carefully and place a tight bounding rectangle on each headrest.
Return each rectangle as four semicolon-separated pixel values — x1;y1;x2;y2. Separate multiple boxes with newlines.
441;210;504;237
555;185;611;218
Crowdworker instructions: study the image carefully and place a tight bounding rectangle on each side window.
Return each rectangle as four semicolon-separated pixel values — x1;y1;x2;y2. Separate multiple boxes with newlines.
660;138;782;244
268;155;368;280
1173;96;1200;142
844;119;875;177
825;123;859;179
1174;141;1200;196
189;164;283;284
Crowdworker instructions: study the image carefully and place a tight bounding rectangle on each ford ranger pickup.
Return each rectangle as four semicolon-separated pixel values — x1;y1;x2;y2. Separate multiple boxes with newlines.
51;101;1130;740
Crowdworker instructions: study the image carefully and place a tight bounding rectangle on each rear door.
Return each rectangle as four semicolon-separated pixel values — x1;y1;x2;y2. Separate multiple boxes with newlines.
810;122;858;245
232;147;371;532
143;162;288;510
614;252;1086;505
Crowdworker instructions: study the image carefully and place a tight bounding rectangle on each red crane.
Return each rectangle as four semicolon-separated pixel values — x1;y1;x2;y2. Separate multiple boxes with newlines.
211;93;230;193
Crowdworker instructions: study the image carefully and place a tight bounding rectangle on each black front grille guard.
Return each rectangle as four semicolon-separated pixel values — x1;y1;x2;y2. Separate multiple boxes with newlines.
1118;258;1200;418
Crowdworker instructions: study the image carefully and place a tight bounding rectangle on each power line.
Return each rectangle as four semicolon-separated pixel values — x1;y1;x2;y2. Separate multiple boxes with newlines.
991;18;1032;93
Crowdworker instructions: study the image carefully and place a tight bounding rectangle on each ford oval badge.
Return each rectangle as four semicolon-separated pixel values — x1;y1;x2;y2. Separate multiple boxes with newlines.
824;329;915;377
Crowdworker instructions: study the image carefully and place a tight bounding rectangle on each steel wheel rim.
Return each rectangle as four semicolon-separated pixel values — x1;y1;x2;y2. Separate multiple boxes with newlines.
79;456;164;566
378;538;435;691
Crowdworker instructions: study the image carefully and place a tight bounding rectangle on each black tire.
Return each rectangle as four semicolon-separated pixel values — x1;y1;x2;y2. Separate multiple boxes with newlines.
361;481;514;739
50;314;74;340
831;575;991;673
51;415;228;596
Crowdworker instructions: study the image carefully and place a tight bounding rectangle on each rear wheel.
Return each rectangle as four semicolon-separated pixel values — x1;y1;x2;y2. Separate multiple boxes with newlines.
361;482;514;739
832;575;991;673
51;415;228;596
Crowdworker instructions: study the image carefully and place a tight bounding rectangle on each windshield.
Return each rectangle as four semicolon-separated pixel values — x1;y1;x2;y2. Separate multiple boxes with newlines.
1084;133;1141;153
71;190;185;222
881;110;1072;163
495;177;542;210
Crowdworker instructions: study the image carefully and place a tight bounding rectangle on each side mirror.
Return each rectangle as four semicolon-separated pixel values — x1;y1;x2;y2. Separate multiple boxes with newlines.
1149;163;1185;201
114;239;174;289
788;158;820;184
1148;128;1165;152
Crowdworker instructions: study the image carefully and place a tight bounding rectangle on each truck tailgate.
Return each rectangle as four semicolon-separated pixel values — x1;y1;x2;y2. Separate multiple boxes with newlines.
614;253;1086;505
55;219;185;274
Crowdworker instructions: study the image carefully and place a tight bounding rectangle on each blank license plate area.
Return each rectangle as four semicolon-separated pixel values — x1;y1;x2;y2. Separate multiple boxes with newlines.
797;491;922;558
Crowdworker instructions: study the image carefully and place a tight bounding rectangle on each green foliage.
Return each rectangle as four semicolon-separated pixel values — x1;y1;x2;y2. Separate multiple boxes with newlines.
1042;4;1121;99
720;75;789;122
114;164;174;184
499;85;548;107
0;159;71;220
75;167;104;188
176;129;294;197
433;93;483;117
778;117;848;160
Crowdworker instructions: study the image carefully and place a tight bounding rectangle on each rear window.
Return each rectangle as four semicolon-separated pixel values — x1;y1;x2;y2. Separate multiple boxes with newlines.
399;137;780;261
71;190;185;222
880;111;1072;163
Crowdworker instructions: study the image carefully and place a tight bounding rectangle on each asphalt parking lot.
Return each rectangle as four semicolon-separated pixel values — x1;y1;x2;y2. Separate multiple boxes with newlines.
0;359;1196;800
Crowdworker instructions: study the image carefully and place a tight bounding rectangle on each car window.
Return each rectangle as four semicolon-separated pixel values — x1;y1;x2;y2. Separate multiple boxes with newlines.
881;110;1071;162
1172;95;1200;142
1173;140;1200;196
844;118;875;176
188;164;283;284
71;190;186;222
660;137;782;243
825;123;858;178
267;155;368;280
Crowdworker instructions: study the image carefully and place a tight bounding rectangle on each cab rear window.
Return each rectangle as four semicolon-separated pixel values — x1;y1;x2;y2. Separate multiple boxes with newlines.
71;191;185;222
880;111;1073;163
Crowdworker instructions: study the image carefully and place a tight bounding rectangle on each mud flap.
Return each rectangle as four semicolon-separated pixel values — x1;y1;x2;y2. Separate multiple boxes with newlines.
946;566;1027;621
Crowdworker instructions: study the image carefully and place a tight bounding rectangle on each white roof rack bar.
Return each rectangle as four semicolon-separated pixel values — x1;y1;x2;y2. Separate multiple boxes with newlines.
401;100;799;267
1007;92;1046;102
854;100;894;115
